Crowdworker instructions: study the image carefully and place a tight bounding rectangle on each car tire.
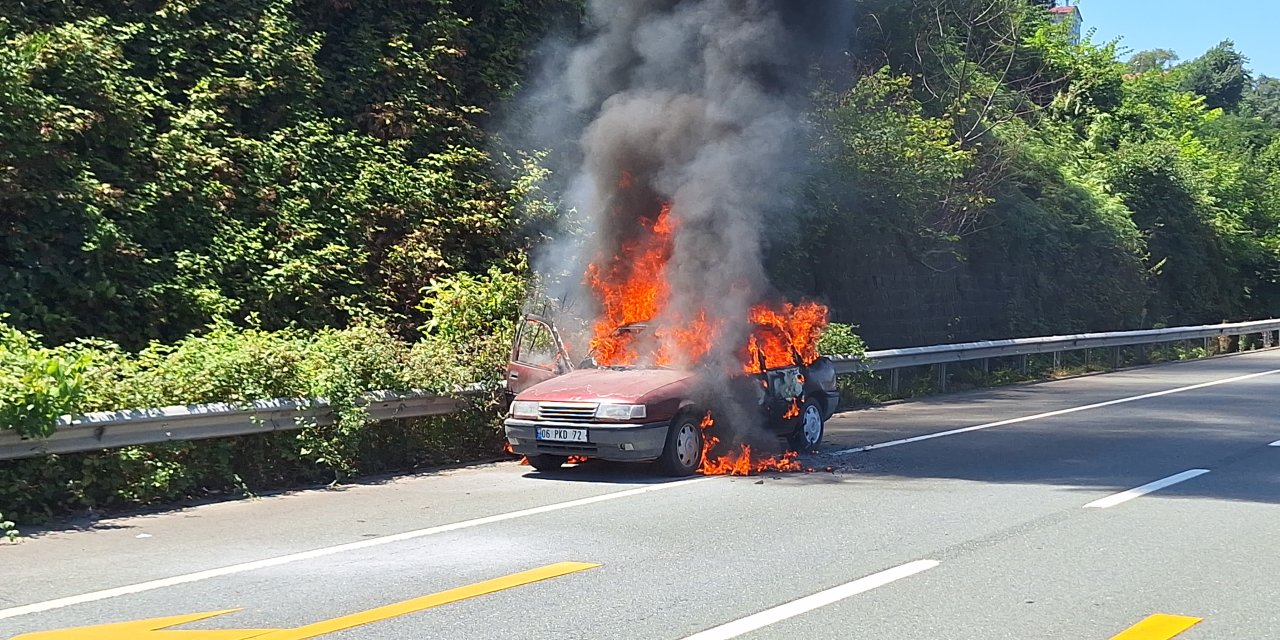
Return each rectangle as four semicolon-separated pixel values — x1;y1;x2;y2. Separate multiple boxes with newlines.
526;454;568;472
658;411;704;477
788;398;824;453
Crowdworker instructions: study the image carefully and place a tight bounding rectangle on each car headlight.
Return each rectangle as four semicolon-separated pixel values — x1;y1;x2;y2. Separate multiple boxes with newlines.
595;404;647;420
510;401;539;419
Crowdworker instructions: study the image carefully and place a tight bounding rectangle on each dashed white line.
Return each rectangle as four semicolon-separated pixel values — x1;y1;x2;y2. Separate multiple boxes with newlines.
834;368;1280;455
1269;441;1280;448
1083;469;1211;509
0;478;709;621
679;560;940;640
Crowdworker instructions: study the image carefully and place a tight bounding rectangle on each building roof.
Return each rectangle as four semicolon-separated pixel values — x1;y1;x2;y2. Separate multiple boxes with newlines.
1049;5;1077;13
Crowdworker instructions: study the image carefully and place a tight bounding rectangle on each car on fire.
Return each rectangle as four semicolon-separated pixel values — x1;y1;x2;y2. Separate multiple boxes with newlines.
502;314;839;476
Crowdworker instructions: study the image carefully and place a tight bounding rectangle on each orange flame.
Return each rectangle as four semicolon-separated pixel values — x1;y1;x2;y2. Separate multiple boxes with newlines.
584;184;830;475
586;205;676;366
503;441;529;466
744;302;829;374
696;412;802;476
586;202;827;371
782;398;801;420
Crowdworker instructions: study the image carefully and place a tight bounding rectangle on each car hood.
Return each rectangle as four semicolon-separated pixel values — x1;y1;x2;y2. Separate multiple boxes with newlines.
516;368;695;404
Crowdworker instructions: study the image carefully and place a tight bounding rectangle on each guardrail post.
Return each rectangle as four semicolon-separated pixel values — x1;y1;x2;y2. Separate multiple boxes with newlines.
1137;344;1147;364
937;364;948;392
1053;351;1061;372
1266;331;1275;349
981;358;989;375
1112;347;1121;369
1084;349;1091;369
889;368;901;395
1020;354;1028;374
1203;336;1212;355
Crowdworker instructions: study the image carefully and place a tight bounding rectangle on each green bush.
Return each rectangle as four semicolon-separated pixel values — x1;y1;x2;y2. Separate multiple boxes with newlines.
818;323;867;359
0;306;529;523
0;323;91;438
1;511;16;541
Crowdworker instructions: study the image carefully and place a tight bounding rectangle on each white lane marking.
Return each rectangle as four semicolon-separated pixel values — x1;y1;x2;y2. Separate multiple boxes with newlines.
835;368;1280;455
0;478;708;621
1083;469;1211;509
679;560;939;640
1269;441;1280;447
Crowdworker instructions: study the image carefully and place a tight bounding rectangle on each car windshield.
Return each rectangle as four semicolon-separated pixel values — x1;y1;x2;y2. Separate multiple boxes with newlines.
581;322;801;373
582;324;670;370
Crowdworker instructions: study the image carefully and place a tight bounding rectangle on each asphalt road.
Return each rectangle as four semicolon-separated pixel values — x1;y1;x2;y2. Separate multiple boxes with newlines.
4;351;1279;639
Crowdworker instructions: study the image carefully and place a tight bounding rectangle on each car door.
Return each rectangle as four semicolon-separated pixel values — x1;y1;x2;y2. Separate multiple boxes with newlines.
506;315;572;397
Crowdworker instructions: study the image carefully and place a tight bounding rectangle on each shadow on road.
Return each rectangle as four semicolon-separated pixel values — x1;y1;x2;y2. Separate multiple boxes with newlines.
772;353;1280;505
516;460;689;484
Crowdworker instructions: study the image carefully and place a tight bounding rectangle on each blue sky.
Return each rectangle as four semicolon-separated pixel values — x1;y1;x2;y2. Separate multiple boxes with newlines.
1077;0;1278;77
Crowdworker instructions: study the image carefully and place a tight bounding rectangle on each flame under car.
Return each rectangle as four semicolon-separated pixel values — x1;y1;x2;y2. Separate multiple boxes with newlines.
502;316;839;476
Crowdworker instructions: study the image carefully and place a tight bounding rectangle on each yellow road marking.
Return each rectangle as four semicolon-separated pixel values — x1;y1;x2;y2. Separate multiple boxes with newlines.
254;562;598;640
11;562;599;640
1110;614;1203;640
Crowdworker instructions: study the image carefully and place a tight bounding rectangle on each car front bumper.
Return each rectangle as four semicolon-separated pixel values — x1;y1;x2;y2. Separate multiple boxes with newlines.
504;418;670;462
816;389;840;421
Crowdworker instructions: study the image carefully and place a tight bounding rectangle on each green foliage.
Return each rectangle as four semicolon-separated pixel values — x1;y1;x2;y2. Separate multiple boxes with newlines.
0;323;91;438
0;317;517;521
1244;76;1280;127
820;68;978;237
817;323;866;358
804;2;1280;341
1178;40;1251;112
0;0;574;348
420;266;529;345
0;511;15;541
1127;49;1180;74
0;0;564;526
412;266;532;393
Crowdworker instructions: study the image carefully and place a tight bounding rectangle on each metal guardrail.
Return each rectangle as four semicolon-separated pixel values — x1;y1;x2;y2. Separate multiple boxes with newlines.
830;319;1280;393
1;320;1277;461
0;392;465;461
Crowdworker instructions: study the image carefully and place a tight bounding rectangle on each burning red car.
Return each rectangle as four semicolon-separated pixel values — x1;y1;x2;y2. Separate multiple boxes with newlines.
503;315;839;476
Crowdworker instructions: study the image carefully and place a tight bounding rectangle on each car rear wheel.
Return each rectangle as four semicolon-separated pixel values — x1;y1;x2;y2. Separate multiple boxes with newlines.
658;412;704;477
788;399;824;453
526;454;568;472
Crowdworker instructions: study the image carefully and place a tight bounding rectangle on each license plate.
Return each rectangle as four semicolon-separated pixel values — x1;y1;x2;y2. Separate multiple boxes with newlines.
537;428;588;443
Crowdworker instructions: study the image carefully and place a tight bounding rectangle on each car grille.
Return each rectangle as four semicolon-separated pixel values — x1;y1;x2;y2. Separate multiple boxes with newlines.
537;402;598;422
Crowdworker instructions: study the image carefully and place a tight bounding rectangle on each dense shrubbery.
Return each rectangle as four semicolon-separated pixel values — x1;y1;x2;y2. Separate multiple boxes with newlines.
0;2;574;348
817;323;867;358
0;0;564;522
0;266;528;521
796;2;1280;339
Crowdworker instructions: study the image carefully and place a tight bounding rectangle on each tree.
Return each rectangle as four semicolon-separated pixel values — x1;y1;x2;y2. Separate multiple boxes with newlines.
1179;40;1251;111
1244;75;1280;126
1127;48;1178;74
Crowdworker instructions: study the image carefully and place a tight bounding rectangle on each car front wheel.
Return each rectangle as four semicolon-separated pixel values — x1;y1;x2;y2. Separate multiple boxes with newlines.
788;399;824;453
658;412;704;477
